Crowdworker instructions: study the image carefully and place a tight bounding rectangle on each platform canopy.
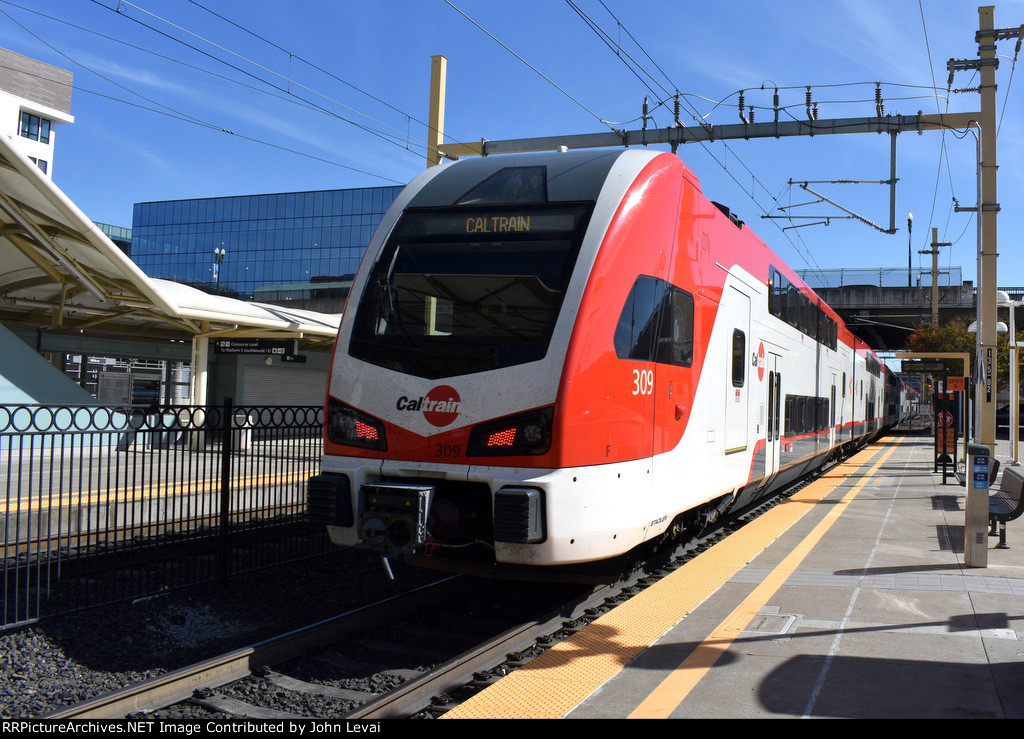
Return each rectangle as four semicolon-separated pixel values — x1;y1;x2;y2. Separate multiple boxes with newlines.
0;133;340;343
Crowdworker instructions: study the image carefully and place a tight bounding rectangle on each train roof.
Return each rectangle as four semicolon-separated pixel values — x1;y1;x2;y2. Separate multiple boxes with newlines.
408;149;679;209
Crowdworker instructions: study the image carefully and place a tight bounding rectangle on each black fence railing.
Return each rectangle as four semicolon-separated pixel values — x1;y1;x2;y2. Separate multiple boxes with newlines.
1;400;328;628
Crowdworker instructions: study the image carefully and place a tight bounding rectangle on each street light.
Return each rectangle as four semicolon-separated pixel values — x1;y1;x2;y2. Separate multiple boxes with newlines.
213;247;226;294
907;211;913;287
998;290;1021;465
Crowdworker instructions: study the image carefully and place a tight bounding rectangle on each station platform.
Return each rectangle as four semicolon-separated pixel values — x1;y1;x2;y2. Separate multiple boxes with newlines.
442;430;1024;719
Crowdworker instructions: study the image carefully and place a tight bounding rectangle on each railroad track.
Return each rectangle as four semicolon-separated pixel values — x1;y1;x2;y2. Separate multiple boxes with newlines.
40;574;604;720
38;446;868;721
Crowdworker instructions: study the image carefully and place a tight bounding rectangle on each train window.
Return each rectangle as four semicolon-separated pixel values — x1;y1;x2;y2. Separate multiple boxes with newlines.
769;264;838;350
655;288;694;367
614;276;694;367
615;276;661;361
349;203;593;379
732;330;745;387
785;394;830;435
792;397;804;434
455;166;548;205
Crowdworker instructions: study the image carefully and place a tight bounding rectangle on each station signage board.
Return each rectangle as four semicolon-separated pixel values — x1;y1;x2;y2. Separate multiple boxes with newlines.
214;338;298;356
902;360;947;373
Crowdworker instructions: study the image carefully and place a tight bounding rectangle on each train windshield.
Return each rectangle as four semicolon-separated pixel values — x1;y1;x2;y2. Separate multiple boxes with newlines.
349;203;593;379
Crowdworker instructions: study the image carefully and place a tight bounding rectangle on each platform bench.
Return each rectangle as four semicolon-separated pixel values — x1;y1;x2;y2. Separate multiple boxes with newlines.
990;466;1024;549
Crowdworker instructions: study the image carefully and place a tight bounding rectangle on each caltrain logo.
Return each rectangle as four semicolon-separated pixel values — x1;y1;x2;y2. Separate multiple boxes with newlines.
756;342;766;382
396;385;462;427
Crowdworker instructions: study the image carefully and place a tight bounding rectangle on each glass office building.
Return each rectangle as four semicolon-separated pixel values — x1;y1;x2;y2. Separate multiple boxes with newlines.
130;185;403;298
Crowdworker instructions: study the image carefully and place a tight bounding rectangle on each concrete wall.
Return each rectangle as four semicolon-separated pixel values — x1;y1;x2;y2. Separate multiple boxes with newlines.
0;322;95;405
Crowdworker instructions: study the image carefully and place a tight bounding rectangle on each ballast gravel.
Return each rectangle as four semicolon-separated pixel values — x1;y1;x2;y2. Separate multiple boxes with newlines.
0;551;440;718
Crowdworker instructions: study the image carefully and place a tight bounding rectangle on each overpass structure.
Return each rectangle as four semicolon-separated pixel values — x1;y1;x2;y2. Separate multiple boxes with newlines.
813;281;978;351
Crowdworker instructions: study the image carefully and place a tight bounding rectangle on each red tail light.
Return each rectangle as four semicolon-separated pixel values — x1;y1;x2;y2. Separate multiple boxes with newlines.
327;398;387;451
467;407;552;456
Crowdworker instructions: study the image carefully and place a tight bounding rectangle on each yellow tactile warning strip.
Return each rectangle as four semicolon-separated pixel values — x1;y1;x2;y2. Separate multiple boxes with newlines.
441;438;902;719
629;438;901;718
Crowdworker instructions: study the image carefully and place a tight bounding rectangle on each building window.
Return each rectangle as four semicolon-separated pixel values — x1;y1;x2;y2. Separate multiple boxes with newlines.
28;157;48;174
19;112;51;144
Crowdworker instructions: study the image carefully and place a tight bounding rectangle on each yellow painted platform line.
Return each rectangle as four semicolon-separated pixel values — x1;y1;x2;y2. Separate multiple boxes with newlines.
441;438;902;720
1;470;307;514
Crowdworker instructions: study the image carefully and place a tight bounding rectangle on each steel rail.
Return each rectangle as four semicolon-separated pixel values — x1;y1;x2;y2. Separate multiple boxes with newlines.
343;583;613;719
39;576;469;720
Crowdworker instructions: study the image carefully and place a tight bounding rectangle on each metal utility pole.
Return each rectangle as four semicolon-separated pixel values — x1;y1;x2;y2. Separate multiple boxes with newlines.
976;6;999;452
944;7;1021;455
980;8;1003;451
427;55;447;168
946;5;1021;567
919;228;950;326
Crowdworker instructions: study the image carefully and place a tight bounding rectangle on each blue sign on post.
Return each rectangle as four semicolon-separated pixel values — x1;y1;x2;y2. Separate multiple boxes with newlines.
973;455;990;490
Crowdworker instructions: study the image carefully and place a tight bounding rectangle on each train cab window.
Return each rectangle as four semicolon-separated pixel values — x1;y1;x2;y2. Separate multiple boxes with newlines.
655;288;694;366
455;166;548;205
614;275;694;367
615;275;660;361
349;203;593;379
731;330;745;387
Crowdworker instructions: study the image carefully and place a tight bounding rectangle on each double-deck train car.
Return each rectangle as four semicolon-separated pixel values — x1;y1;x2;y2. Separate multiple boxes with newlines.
307;148;908;578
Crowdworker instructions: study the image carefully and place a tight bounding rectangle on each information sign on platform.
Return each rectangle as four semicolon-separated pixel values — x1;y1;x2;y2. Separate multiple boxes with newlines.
214;339;298;356
902;359;947;373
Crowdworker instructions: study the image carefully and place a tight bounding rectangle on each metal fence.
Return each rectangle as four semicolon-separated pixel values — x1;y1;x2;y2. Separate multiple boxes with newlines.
797;267;964;289
1;400;328;628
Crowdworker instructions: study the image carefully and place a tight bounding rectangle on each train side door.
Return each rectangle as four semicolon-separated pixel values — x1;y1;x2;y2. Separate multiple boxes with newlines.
723;286;751;454
830;374;837;449
763;352;782;487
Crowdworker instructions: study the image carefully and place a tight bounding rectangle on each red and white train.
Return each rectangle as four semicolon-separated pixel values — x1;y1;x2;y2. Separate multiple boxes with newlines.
308;148;911;578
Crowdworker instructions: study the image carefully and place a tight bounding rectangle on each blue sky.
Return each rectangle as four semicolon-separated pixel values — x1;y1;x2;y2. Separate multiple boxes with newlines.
1;0;1021;290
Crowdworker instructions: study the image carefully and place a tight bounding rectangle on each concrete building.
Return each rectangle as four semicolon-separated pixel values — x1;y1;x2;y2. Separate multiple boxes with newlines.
0;47;74;179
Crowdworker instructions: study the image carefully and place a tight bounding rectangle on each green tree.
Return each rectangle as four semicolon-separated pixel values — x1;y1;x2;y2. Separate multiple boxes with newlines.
906;317;974;377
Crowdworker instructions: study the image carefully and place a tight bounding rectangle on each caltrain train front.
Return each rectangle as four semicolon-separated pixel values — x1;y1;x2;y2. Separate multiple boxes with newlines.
308;148;786;579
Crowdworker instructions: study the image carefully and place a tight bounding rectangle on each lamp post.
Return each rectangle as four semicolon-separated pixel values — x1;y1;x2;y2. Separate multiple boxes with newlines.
907;211;913;287
998;291;1020;464
213;247;226;294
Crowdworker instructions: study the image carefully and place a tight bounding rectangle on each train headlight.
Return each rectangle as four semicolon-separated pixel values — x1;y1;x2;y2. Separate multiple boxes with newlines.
467;407;553;457
327;398;387;451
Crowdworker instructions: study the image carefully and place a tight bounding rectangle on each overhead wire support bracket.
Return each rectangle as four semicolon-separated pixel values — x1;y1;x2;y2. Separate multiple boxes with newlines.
775;198;825;211
782;220;830;231
442;112;980;158
793;181;894;234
